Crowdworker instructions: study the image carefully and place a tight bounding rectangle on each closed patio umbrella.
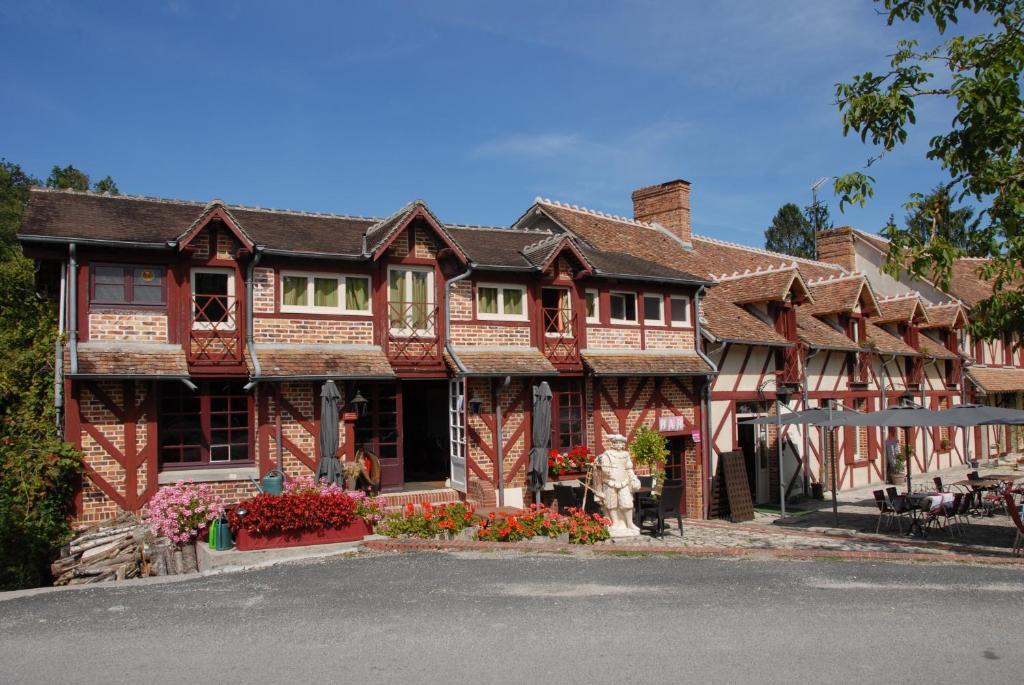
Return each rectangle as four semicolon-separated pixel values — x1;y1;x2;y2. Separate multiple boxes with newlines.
528;382;553;504
316;380;344;486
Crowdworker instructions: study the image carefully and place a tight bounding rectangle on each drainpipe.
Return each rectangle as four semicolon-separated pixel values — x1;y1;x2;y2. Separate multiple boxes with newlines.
494;375;512;508
242;247;264;391
68;244;79;375
801;346;821;495
54;259;67;435
444;264;474;375
693;285;720;520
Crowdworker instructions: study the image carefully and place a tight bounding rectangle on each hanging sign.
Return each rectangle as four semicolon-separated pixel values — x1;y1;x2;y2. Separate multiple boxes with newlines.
691;430;701;444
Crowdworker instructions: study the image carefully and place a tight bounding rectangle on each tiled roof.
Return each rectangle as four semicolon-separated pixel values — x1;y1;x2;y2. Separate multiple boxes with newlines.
581;351;713;376
966;366;1024;394
948;258;996;307
795;310;861;352
921;303;968;330
864;322;918;356
917;340;958;360
576;243;708;284
702;288;790;346
871;294;928;325
690;235;844;283
21;188;378;256
255;345;394;379
69;343;189;377
711;265;809;305
445;347;558;376
444;225;551;269
804;274;877;316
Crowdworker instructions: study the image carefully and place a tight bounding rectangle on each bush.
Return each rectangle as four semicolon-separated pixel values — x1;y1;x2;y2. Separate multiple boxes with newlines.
0;441;81;590
476;505;611;544
227;491;357;537
146;481;225;545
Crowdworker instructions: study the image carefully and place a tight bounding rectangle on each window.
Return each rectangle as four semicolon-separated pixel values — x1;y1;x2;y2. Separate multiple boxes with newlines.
159;381;251;468
354;383;399;465
609;292;637;324
643;294;664;324
585;289;599;323
542;287;572;334
90;265;166;306
670;296;691;326
280;271;371;314
476;283;527;321
551;383;584;450
388;267;434;334
191;268;235;330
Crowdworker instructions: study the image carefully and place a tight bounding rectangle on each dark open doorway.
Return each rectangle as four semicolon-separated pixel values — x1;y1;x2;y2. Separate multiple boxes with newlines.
401;380;450;486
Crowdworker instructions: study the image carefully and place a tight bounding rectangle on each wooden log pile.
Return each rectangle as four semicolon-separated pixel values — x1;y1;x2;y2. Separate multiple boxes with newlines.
51;513;198;585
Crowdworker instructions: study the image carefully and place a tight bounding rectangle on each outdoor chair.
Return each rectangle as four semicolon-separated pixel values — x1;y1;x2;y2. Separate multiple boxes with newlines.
967;471;980;481
873;490;902;534
1003;492;1024;557
553;484;582;515
929;493;962;537
639;475;654;489
981;482;1008;517
955;488;976;527
933;476;945;492
637;482;684;538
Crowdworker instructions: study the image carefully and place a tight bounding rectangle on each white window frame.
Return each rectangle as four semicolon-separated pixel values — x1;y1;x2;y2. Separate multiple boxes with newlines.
191;267;236;331
475;283;528;322
279;270;372;315
609;291;638;325
388;265;435;335
585;289;600;324
642;293;664;325
669;295;691;327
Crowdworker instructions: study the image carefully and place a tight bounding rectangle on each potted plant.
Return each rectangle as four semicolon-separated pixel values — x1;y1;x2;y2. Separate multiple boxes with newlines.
547;445;594;480
146;481;225;572
890;446;908;485
342;460;363;491
629;426;669;492
940;437;952;451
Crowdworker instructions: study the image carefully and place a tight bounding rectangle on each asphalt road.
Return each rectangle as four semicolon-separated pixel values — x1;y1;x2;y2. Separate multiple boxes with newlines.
0;552;1021;684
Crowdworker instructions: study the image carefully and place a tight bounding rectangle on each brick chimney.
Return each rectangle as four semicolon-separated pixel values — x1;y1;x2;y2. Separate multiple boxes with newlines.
632;179;692;245
816;227;856;271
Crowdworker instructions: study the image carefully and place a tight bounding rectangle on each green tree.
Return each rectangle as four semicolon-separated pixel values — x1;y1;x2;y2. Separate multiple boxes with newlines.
902;184;978;255
765;202;815;259
46;164;90;192
834;0;1024;340
804;201;833;234
93;175;119;195
0;160;83;589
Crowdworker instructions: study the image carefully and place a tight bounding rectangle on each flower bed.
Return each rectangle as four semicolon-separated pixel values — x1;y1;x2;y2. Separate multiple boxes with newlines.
227;477;382;551
379;502;476;539
477;505;610;544
146;481;225;545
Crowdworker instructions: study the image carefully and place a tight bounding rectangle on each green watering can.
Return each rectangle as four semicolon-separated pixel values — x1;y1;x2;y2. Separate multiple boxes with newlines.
208;514;233;551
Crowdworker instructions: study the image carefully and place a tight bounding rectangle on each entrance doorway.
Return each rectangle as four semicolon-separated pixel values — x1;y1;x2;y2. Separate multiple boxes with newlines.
736;404;771;505
402;380;450;486
664;435;688;514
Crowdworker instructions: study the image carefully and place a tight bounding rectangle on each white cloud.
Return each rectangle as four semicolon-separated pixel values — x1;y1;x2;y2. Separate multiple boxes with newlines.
472;133;584;159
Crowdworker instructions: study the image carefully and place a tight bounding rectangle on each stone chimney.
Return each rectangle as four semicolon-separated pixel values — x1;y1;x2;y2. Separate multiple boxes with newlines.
815;227;857;271
632;179;692;245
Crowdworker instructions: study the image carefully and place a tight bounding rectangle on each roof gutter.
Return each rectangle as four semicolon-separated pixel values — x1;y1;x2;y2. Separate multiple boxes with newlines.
20;235;173;250
444;263;475;376
260;248;368;261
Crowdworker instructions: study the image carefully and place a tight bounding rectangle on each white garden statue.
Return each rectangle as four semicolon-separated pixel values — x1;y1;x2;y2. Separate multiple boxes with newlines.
593;433;641;538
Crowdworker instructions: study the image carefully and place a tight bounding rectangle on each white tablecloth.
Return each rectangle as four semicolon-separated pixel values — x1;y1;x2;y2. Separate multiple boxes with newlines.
921;492;955;511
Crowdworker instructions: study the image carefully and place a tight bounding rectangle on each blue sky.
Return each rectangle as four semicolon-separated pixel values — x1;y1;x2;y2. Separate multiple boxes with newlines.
0;1;979;245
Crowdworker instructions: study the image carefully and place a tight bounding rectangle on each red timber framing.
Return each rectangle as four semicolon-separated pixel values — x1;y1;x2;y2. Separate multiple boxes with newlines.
67;380;158;512
592;377;701;453
465;381;534;488
256;383;321;475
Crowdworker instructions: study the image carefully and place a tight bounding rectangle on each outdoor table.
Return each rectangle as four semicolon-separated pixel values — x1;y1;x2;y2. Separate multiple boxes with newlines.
903;492;953;537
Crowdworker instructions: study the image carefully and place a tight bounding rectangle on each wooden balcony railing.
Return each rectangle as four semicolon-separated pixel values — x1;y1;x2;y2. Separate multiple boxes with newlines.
907;355;924;386
542;307;579;364
847;350;870;385
189;295;242;366
387;302;440;364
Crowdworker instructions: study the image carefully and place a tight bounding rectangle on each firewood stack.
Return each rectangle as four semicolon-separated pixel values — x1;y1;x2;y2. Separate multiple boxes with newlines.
50;513;191;585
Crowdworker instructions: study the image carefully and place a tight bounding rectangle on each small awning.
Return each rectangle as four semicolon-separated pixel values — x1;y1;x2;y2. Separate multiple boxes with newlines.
967;366;1024;394
445;347;557;376
255;344;395;380
582;351;713;376
69;343;189;378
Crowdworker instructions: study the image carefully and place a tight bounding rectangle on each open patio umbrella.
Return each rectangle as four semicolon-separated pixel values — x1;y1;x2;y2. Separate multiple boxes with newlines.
316;380;344;486
844;403;946;491
936;403;1024;426
528;382;553;504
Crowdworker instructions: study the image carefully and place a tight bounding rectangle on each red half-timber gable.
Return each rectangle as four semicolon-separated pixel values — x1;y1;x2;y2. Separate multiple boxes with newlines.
176;202;254;256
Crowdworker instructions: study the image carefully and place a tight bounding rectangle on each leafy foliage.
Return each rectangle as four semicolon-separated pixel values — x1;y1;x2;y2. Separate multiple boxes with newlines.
835;0;1024;339
628;425;668;467
901;184;979;254
45;164;119;195
765;203;815;259
227;491;358;536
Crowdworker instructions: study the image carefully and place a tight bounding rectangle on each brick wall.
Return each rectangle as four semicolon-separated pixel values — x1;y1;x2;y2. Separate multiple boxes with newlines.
588;326;641;349
465;377;531;492
644;329;695;350
88;312;169;342
190;232;210;259
254;317;373;345
631;180;692;243
449;324;531;347
253;267;275;313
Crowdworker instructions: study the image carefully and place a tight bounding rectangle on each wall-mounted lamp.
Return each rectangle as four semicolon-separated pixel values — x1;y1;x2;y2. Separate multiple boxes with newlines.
469;391;483;416
350;389;369;419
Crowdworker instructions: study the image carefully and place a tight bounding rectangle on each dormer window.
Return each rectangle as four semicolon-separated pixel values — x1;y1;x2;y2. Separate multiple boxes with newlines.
477;283;527;321
610;292;637;324
191;268;235;330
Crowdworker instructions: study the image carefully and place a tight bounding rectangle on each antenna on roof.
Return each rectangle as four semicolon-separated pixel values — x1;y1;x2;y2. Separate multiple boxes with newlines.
810;177;831;260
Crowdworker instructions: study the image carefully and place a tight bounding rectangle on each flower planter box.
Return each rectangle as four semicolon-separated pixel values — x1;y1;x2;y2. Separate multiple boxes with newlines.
551;472;585;482
233;519;372;551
